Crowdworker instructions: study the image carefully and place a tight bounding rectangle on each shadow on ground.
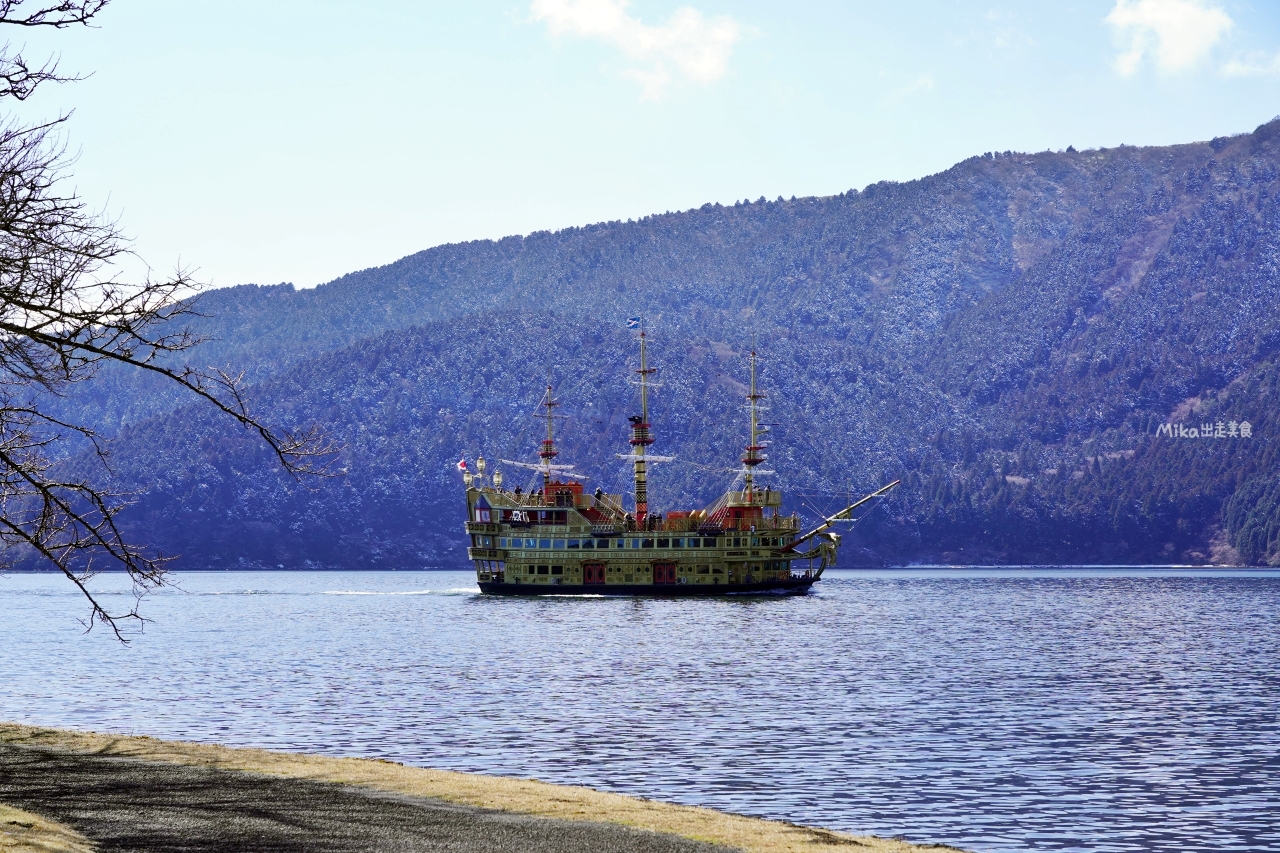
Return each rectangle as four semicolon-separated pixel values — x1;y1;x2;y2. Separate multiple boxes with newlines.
0;744;735;853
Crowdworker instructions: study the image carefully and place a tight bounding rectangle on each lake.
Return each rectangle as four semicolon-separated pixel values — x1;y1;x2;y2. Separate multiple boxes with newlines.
2;568;1277;852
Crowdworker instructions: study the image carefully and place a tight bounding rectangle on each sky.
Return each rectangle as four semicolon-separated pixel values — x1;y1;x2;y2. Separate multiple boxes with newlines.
10;0;1280;289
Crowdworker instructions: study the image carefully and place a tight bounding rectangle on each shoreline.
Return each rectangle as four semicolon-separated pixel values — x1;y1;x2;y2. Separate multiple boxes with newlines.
0;723;960;853
5;564;1275;573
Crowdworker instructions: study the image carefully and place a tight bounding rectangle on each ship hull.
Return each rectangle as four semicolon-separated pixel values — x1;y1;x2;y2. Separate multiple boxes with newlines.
478;577;817;596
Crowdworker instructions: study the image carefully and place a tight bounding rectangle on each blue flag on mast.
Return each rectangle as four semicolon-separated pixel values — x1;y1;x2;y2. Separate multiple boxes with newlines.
626;317;641;329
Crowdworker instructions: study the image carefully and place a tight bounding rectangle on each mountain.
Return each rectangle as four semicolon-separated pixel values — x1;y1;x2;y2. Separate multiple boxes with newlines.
48;119;1280;568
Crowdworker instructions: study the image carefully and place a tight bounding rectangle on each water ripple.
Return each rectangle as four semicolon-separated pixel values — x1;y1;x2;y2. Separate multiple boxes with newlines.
1;568;1277;853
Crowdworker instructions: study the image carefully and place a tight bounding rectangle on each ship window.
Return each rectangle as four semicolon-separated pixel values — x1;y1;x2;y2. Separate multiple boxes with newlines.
553;539;565;549
496;562;505;571
642;539;655;549
713;566;724;574
698;565;710;574
581;539;594;549
657;538;669;548
525;538;537;548
475;508;491;523
539;539;551;549
551;565;563;575
537;565;549;575
687;539;698;548
568;539;580;549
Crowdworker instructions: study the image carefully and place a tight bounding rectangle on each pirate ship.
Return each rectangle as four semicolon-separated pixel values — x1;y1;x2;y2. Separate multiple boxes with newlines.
461;332;898;596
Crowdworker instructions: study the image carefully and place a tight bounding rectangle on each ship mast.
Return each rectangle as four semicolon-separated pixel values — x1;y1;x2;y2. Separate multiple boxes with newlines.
742;348;766;501
629;331;656;524
538;384;559;493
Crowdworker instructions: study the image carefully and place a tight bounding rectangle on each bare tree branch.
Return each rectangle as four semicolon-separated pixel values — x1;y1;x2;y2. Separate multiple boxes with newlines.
0;1;107;28
0;0;335;638
0;49;81;101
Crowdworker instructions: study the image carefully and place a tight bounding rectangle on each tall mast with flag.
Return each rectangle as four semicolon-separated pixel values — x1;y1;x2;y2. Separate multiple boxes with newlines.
628;319;655;524
742;348;766;500
537;384;559;493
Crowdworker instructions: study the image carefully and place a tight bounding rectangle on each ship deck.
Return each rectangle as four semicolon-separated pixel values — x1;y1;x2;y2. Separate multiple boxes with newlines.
478;577;817;596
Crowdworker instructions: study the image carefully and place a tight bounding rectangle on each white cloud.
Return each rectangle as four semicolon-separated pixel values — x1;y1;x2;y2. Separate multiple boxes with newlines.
1222;51;1280;78
530;0;742;100
1105;0;1233;75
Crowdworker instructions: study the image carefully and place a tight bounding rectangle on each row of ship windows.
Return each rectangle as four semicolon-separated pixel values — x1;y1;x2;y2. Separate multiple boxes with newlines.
497;536;787;550
511;565;743;575
475;563;791;575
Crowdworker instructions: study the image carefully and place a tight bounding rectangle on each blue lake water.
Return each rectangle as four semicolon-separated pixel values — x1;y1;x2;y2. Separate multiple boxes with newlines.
2;568;1277;853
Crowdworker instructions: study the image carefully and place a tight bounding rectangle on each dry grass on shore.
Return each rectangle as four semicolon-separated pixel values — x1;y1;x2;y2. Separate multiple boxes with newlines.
0;803;94;853
0;723;965;853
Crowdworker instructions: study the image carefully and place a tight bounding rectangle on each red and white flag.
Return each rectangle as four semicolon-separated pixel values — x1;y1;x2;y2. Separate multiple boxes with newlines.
456;458;467;472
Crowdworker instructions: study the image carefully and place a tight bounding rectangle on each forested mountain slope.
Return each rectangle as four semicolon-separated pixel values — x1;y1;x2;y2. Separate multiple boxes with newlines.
53;119;1280;567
